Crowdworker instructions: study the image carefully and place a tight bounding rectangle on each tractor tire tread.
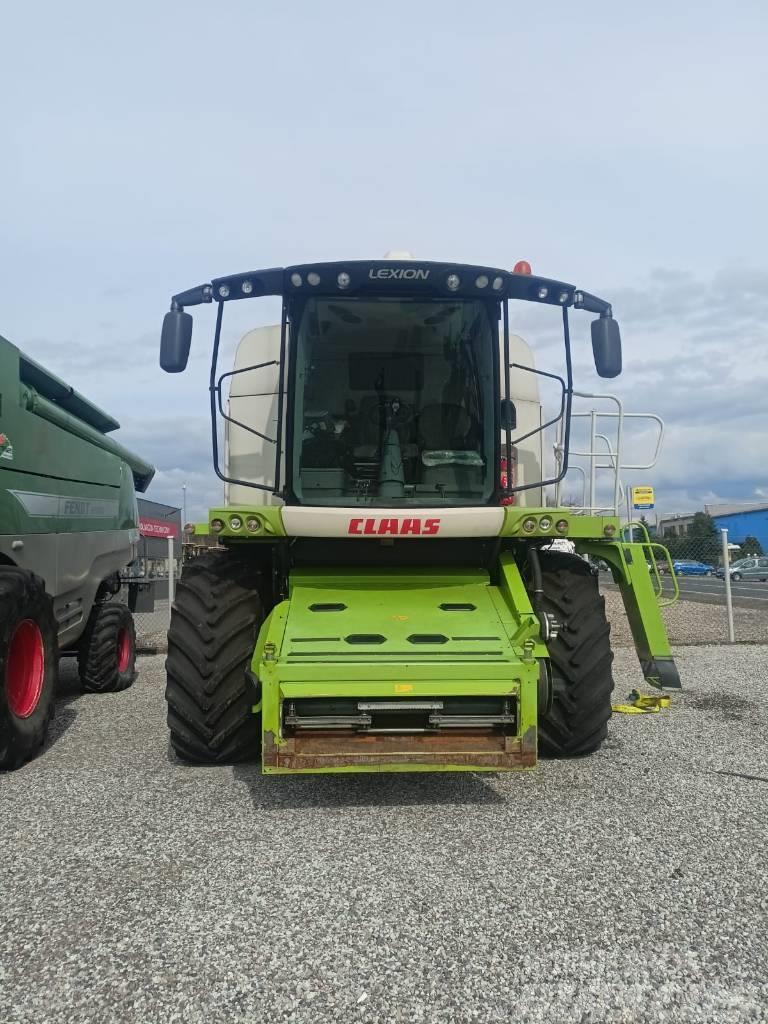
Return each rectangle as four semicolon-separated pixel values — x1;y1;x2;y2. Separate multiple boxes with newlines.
0;567;57;770
536;551;615;757
78;602;137;693
165;551;262;764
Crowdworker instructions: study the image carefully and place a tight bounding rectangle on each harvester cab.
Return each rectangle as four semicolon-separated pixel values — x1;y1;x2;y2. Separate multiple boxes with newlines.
160;258;679;775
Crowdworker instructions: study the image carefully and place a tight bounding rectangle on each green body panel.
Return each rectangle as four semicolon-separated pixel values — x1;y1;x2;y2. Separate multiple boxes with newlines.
578;539;680;689
1;334;153;540
251;563;541;774
0;463;140;536
208;504;618;544
501;506;621;539
205;501;679;774
208;505;286;539
1;334;154;647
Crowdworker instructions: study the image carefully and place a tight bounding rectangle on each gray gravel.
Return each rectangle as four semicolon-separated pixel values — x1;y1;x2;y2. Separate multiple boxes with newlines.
604;591;768;647
2;649;767;1024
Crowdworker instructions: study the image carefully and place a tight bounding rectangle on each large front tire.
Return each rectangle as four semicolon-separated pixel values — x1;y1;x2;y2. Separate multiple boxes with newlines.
535;551;615;757
165;551;263;764
0;568;58;770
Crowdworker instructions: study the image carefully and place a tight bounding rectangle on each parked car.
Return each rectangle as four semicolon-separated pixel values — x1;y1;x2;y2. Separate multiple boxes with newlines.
716;557;768;582
664;560;716;576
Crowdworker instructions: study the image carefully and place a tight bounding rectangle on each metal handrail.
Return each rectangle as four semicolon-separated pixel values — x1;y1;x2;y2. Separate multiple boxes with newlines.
622;521;680;608
556;393;665;517
571;411;664;472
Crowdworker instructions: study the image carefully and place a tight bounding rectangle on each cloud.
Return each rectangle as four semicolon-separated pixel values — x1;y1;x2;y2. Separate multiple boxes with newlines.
547;269;768;514
9;266;768;523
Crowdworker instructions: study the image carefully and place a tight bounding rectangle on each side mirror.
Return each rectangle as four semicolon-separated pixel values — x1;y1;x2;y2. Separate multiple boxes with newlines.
500;398;517;431
160;310;193;373
591;316;622;378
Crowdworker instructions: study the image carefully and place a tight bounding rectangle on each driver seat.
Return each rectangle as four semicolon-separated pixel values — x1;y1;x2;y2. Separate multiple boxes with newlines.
417;404;483;495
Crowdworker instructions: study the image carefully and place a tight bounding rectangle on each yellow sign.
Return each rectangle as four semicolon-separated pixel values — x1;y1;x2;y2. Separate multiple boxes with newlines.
394;683;414;693
631;486;655;509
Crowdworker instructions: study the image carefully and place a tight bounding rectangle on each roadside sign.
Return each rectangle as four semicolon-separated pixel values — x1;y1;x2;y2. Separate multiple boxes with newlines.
631;486;655;510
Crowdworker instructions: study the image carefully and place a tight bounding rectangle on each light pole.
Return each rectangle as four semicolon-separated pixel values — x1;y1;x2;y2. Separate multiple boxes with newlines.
182;483;187;527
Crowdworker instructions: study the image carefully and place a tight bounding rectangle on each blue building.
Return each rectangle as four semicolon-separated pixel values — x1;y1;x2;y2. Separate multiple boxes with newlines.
707;502;768;553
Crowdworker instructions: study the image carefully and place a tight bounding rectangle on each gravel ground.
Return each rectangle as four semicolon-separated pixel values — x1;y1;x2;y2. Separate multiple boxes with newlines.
2;650;767;1024
604;592;768;646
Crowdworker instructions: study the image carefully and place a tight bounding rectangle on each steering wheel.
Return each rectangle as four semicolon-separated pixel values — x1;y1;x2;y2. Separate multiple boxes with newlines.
366;396;413;426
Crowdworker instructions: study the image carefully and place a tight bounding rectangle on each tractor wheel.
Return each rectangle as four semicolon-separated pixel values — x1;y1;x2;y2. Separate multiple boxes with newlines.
165;550;263;764
534;551;615;757
78;601;137;693
0;567;57;770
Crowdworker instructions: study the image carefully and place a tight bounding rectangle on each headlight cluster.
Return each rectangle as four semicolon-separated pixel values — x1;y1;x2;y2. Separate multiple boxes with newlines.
521;516;570;534
290;271;350;289
210;515;263;534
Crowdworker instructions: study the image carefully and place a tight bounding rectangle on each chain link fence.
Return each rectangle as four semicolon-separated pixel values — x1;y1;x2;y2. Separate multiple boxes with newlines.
601;527;768;646
117;537;226;652
116;575;173;653
114;536;178;652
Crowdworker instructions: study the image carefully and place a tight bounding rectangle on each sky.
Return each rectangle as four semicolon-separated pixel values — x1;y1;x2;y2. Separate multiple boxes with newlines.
2;0;767;521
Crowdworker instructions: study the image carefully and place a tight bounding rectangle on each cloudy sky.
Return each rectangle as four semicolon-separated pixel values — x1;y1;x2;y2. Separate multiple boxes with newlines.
3;1;767;520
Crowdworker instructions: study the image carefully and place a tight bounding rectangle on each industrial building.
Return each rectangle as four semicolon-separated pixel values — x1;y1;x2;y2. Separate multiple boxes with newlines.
659;502;768;552
136;497;181;575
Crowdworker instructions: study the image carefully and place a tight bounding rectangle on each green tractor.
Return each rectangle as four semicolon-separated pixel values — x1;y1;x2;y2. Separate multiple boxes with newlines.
159;257;679;774
1;335;154;769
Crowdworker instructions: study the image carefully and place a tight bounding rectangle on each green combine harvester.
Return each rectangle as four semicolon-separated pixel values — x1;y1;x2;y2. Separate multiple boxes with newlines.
160;257;679;775
0;335;154;769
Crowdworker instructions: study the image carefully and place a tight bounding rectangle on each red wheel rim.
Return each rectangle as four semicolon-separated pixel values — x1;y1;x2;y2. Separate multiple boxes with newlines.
6;619;45;718
117;627;132;673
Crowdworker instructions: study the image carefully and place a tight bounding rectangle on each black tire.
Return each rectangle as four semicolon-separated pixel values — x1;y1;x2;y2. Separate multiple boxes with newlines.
78;601;137;693
732;573;742;581
165;550;263;764
534;551;615;757
0;567;57;770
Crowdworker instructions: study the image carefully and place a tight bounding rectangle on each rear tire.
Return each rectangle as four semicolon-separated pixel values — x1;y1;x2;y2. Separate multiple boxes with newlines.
165;551;263;764
534;551;615;757
732;573;742;581
78;601;137;693
0;567;57;770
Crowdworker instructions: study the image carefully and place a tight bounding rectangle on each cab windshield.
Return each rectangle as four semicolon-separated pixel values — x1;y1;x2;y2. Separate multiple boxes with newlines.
290;297;496;506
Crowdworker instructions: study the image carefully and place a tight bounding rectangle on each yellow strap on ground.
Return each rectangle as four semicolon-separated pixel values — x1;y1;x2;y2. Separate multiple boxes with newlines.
612;690;672;714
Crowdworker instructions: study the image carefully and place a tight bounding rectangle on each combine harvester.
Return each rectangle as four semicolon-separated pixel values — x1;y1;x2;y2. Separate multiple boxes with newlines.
0;335;154;768
159;256;679;774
